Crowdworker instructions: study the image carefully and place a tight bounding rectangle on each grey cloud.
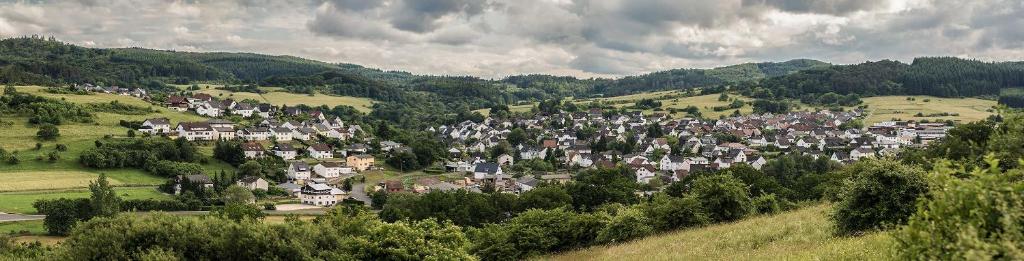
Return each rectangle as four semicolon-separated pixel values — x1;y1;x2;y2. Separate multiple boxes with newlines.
744;0;889;15
389;0;489;33
326;0;382;11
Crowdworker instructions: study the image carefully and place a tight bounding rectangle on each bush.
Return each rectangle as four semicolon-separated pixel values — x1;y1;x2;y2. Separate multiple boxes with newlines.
832;159;928;235
751;194;782;215
596;207;653;244
641;194;710;231
894;158;1024;259
690;175;752;222
468;208;607;260
33;198;92;236
120;199;193;212
36;124;60;140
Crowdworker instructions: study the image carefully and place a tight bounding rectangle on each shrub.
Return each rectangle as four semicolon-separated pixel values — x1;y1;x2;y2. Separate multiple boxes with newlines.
641;194;710;231
752;194;782;215
893;158;1024;259
468;208;607;260
690;175;752;222
120;199;193;212
33;198;92;236
36;124;60;140
55;144;67;151
596;207;654;244
832;159;928;235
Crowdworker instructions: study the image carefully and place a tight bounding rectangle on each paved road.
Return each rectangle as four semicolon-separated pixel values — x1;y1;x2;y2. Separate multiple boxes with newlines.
348;182;371;205
0;212;44;223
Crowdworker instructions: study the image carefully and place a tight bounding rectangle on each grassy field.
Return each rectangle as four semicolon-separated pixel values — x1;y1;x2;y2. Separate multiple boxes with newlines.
0;187;171;214
543;204;892;261
175;84;376;113
861;96;996;124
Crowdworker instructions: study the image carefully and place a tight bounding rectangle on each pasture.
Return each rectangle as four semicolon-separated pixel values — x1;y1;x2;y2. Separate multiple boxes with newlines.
0;187;171;214
543;204;892;261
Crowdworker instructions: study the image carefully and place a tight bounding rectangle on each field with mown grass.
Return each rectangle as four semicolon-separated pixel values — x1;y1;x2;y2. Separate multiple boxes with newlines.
860;96;997;124
542;204;892;261
0;187;171;214
175;84;376;113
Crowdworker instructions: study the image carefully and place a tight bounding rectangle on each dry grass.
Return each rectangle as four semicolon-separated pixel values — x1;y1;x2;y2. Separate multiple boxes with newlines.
860;96;996;124
542;204;893;261
262;91;375;113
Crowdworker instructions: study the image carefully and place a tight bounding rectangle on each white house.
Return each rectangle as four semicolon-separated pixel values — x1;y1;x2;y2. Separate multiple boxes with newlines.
273;144;297;160
176;122;214;141
497;154;514;166
850;147;876;161
314;162;352;179
271;127;293;141
473;163;504;181
300;183;345;206
139;118;171;134
236;176;269;191
308;144;333;159
287;161;312;181
241;142;265;159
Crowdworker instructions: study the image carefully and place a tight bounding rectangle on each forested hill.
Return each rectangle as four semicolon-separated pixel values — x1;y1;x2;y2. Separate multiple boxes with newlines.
2;36;1023;118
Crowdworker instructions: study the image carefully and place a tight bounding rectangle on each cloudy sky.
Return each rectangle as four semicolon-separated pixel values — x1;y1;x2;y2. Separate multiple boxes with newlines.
0;0;1022;78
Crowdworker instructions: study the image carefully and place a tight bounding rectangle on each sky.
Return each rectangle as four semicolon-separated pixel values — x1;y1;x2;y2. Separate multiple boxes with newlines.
0;0;1022;79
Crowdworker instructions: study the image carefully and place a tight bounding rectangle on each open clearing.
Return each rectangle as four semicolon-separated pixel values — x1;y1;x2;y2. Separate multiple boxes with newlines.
0;187;171;214
542;204;891;261
861;96;996;124
175;84;376;113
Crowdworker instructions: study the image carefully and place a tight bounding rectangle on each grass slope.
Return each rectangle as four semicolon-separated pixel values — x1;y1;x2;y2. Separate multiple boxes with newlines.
0;86;233;212
178;84;376;113
543;204;891;261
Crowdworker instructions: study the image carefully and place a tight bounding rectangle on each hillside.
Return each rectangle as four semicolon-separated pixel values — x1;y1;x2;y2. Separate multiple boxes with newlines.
543;204;891;261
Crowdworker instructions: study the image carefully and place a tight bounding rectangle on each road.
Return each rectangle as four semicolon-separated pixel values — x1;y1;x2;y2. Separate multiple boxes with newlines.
348;182;371;205
0;212;44;223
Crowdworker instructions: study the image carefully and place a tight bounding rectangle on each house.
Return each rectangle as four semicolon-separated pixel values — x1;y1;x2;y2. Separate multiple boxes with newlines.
346;154;375;171
497;154;514;166
632;164;657;183
314;162;351;179
139;118;171;134
241;142;265;159
300;183;345;206
473;163;503;181
273;144;297;160
308;144;333;159
381;180;404;193
165;95;189;111
850;147;876;160
232;103;255;117
239;127;271;141
380;140;402;152
659;155;687;171
174;174;213;195
516;176;539;192
176;122;214;141
287;161;312;181
236;176;269;191
196;102;225;117
271;127;293;141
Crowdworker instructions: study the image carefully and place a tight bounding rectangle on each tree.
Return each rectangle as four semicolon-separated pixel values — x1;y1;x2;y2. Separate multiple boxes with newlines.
89;173;121;218
894;157;1024;259
213;203;264;222
36;124;59;140
507;128;527;147
566;167;639;211
222;185;255;205
238;161;263;177
690;175;752;222
642;193;710;231
517;186;572;211
596;207;653;244
832;159;928;235
988;112;1024;169
33;198;91;236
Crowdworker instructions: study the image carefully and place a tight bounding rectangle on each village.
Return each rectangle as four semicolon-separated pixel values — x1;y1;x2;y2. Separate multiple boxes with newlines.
130;90;954;207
